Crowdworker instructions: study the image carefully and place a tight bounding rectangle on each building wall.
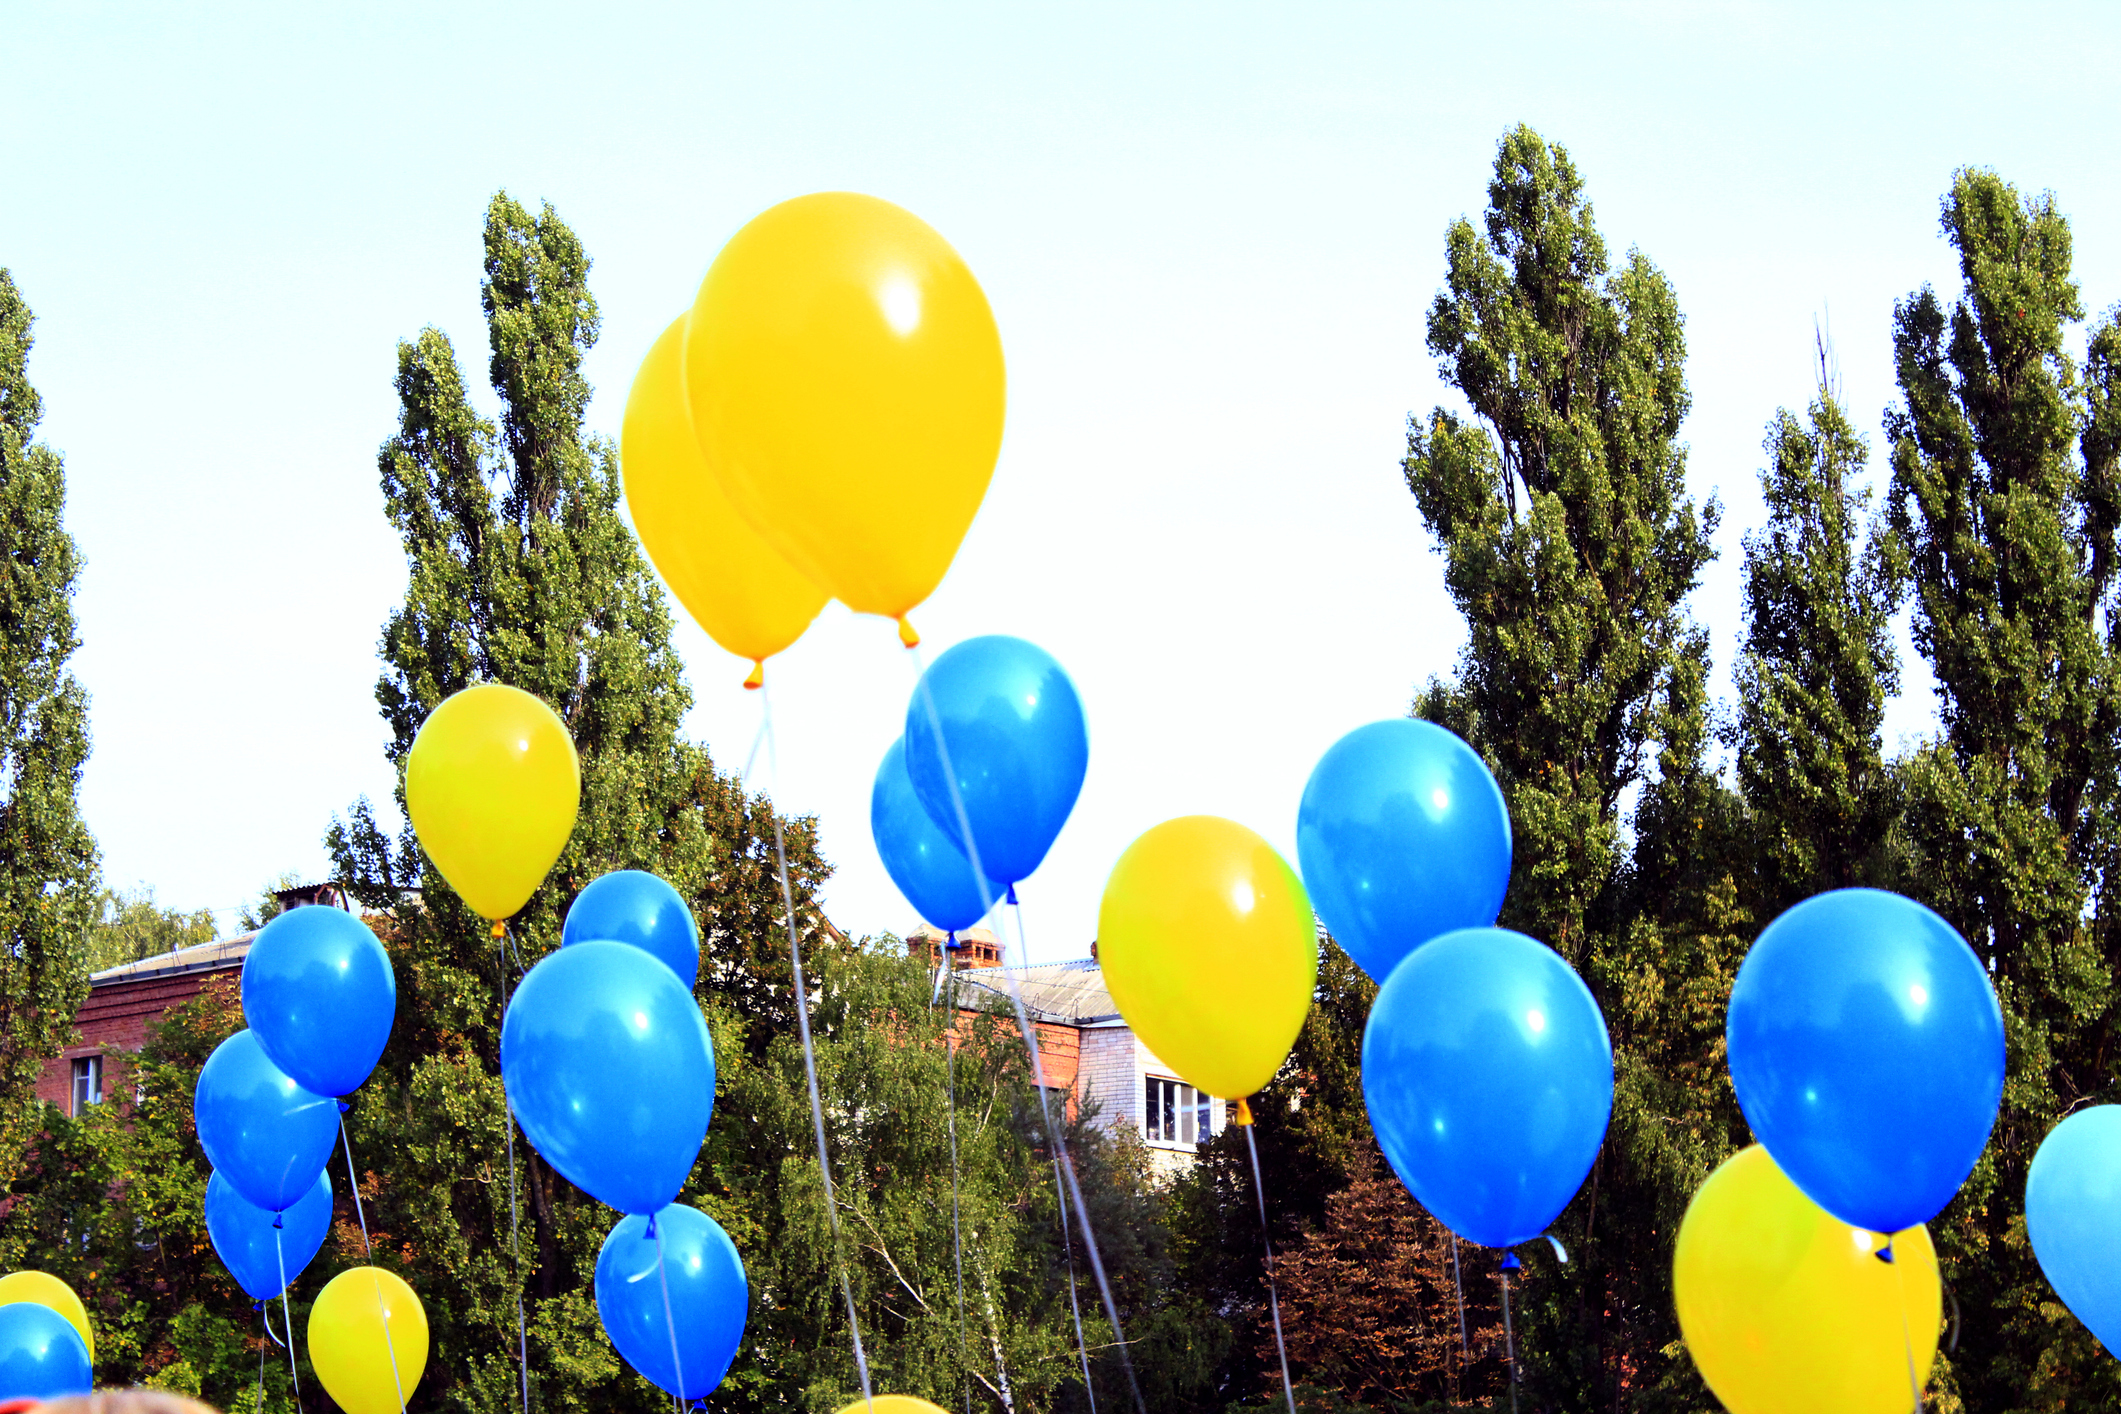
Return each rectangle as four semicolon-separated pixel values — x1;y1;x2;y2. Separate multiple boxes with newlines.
32;966;238;1115
1077;1025;1140;1135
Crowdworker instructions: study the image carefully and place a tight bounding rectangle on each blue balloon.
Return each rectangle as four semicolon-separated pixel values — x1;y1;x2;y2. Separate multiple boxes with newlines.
903;635;1088;887
1297;719;1512;982
195;1029;340;1213
872;737;1005;932
0;1302;92;1402
2028;1105;2121;1359
206;1167;334;1301
1362;927;1613;1249
501;941;715;1215
595;1203;749;1398
1727;888;2003;1234
243;904;397;1098
563;870;701;989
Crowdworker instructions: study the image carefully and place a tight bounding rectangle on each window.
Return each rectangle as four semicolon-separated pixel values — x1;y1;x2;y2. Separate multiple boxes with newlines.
1144;1076;1214;1146
70;1055;102;1116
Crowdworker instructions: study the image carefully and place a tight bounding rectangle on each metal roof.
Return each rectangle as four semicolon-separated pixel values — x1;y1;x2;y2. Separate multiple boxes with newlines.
953;958;1120;1026
90;933;256;986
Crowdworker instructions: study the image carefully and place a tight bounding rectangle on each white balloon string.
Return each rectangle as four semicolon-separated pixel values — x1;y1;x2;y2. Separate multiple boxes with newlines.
274;1223;303;1411
947;958;971;1414
1451;1234;1469;1358
758;678;876;1405
373;1267;408;1414
341;1116;407;1413
905;646;1138;1412
1500;1266;1518;1414
652;1217;689;1402
1242;1121;1297;1414
256;1305;269;1414
496;925;533;1414
1895;1251;1922;1413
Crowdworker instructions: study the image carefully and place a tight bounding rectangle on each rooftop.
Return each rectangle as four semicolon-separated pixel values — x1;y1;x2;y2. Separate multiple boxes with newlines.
953;958;1118;1026
90;933;256;986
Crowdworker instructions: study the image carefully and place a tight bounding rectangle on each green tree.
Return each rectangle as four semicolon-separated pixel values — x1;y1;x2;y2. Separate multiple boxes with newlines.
1882;168;2121;1412
1400;125;1745;1411
86;886;219;973
0;269;98;1186
1734;344;1907;911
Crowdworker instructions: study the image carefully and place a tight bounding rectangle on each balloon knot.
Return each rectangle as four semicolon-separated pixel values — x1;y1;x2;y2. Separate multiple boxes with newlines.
1875;1240;1895;1264
491;920;508;939
645;1213;658;1239
1500;1251;1521;1272
944;931;962;953
271;1213;284;1230
743;660;764;691
1233;1097;1254;1126
1006;883;1020;906
337;1100;351;1113
897;615;921;648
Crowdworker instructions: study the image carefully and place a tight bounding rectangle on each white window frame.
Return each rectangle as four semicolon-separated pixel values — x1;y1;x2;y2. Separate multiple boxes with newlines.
1143;1074;1215;1148
70;1054;102;1116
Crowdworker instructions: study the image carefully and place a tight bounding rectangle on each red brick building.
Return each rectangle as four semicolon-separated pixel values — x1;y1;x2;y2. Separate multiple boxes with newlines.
32;885;351;1119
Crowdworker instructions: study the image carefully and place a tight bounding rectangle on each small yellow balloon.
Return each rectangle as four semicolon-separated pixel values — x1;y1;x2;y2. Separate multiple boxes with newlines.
1097;816;1318;1099
0;1270;92;1361
1675;1145;1940;1414
624;313;828;685
405;683;580;921
307;1266;428;1414
834;1399;948;1414
685;192;1005;631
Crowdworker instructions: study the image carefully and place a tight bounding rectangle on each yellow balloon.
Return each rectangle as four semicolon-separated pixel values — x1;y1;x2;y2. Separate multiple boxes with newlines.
1675;1145;1940;1414
834;1400;948;1414
405;683;580;921
0;1270;92;1361
624;313;828;686
307;1266;428;1414
1097;816;1317;1099
685;192;1005;632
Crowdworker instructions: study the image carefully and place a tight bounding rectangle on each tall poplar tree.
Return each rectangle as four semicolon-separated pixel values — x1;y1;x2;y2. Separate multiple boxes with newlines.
1883;169;2121;1411
324;192;847;1414
1735;352;1907;911
1401;125;1746;1411
0;269;98;1183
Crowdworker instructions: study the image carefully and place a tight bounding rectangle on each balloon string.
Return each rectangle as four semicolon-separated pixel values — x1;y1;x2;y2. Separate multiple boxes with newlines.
652;1218;689;1401
274;1224;303;1412
758;679;876;1406
496;924;533;1414
1451;1234;1469;1359
947;962;971;1414
1241;1122;1298;1414
341;1116;407;1413
907;647;1143;1414
1006;899;1098;1414
1895;1254;1922;1413
1500;1267;1518;1414
256;1305;269;1414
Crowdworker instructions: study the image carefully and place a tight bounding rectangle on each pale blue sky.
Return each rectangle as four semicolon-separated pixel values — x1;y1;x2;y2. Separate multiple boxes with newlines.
7;2;2118;953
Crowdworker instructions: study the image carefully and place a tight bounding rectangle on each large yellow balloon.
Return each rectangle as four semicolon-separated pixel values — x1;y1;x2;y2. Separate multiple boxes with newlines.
1097;816;1317;1099
834;1400;948;1414
0;1270;92;1360
1675;1145;1939;1414
624;313;827;685
308;1266;428;1414
685;192;1005;633
405;684;580;921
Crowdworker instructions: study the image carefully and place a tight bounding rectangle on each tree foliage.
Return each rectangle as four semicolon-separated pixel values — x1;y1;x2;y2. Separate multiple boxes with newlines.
0;268;97;1188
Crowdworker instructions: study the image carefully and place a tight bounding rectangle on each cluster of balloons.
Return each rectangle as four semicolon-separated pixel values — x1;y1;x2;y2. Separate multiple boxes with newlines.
1678;888;2004;1410
1296;721;1612;1256
0;1271;93;1402
503;869;749;1399
624;191;1007;685
871;636;1087;936
191;902;428;1414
